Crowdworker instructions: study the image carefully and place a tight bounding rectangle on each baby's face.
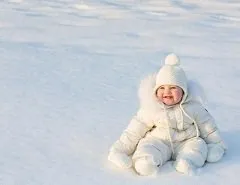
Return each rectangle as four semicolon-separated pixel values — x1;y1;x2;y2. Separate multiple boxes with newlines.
156;85;183;106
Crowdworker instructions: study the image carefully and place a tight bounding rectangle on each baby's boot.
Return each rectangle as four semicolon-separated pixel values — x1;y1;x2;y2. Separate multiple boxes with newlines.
134;156;159;176
174;158;197;176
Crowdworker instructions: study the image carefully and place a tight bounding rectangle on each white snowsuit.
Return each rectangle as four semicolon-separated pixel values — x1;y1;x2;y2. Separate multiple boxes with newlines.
108;74;226;175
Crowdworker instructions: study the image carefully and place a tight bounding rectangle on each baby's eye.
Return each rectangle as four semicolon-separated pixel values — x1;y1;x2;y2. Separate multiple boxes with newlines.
159;86;165;89
170;86;177;89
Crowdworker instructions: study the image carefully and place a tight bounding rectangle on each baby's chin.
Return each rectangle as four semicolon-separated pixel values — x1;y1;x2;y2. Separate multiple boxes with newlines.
163;102;176;106
163;99;179;106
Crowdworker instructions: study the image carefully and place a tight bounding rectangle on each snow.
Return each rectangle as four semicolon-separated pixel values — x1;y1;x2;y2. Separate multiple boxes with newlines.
0;0;240;184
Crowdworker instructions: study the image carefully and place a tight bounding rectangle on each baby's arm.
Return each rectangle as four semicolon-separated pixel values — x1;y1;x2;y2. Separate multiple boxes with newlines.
194;104;227;162
108;109;154;168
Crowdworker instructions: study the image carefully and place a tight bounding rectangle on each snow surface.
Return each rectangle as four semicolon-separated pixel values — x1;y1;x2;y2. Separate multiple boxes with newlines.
0;0;240;184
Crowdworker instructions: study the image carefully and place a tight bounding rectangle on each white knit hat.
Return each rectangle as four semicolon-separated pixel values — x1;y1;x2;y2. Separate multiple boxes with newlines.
154;53;188;101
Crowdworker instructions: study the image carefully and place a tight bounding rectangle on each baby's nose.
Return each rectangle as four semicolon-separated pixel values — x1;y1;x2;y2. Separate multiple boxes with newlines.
164;89;171;94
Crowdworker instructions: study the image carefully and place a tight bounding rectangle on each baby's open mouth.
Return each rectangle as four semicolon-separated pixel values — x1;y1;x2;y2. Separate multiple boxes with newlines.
163;96;173;99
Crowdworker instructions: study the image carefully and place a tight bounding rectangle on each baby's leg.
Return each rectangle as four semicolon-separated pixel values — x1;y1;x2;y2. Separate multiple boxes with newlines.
174;137;208;175
132;138;172;176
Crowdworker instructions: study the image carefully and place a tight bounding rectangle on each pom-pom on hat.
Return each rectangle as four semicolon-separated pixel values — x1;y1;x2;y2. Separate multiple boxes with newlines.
165;53;181;65
154;53;188;102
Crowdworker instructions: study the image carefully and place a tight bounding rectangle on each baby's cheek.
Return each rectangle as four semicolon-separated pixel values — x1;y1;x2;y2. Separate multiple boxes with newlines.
156;91;162;99
174;93;183;101
156;95;163;102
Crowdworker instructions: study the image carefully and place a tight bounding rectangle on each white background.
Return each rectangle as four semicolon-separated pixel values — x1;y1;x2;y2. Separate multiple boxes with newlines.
0;0;240;184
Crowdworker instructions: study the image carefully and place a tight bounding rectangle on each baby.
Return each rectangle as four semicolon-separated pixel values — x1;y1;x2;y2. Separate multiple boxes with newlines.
108;53;227;176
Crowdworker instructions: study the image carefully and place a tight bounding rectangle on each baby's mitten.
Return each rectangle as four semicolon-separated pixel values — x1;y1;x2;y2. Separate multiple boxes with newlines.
207;143;225;163
108;151;132;169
